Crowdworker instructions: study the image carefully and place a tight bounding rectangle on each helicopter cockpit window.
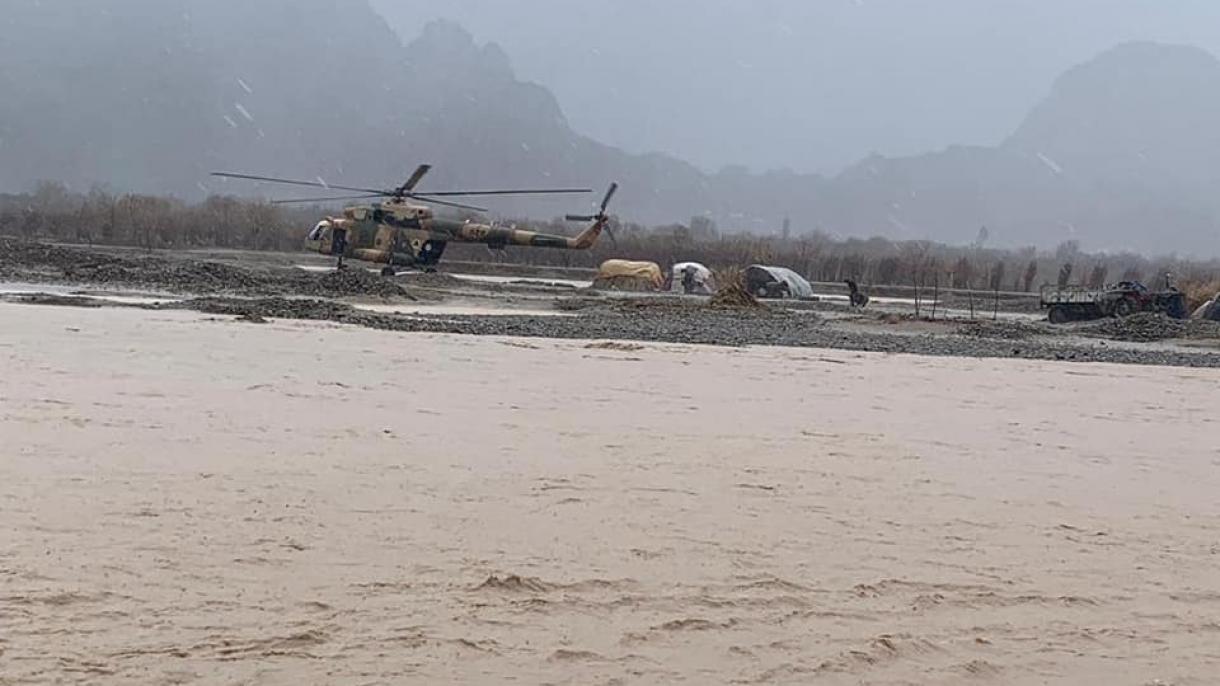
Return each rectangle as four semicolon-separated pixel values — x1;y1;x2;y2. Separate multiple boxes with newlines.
308;221;329;241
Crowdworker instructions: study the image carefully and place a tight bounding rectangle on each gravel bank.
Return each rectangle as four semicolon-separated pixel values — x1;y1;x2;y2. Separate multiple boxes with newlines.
0;237;418;299
174;296;1220;368
6;238;1220;368
1076;312;1220;342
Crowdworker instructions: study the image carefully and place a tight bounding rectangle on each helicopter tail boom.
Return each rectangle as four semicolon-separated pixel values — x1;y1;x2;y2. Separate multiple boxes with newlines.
449;182;617;251
448;216;606;251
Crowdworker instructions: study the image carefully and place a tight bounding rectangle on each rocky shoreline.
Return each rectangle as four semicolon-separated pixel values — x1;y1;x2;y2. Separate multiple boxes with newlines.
4;238;1220;369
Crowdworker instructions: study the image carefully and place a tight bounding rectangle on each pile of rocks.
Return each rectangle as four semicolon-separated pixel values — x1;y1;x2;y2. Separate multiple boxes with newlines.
285;268;412;299
1079;313;1189;342
0;238;417;299
183;297;357;321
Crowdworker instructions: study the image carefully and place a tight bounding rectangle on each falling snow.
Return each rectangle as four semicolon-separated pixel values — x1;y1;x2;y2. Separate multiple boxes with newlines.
886;214;912;233
1036;152;1064;175
234;103;255;123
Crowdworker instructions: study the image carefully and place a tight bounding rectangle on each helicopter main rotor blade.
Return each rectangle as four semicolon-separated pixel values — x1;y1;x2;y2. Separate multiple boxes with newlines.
398;164;432;193
566;214;598;222
270;194;387;205
418;188;592;197
409;194;488;212
210;171;387;196
600;182;619;211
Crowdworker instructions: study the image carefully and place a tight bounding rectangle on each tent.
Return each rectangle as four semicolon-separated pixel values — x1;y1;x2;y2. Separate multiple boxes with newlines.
1193;293;1220;321
669;262;716;295
744;265;814;300
593;259;664;291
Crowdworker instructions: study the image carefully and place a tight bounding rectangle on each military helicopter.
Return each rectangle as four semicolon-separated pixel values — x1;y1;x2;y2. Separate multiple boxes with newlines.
211;166;619;275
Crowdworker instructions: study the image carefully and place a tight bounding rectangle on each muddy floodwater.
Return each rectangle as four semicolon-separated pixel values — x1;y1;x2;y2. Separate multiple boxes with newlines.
3;303;1220;684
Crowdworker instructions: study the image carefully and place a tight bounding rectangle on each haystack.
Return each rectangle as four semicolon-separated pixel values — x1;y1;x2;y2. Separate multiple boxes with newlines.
709;267;760;308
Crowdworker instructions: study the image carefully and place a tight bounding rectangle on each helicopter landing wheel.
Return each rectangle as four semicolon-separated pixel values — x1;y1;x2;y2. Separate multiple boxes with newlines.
381;266;397;277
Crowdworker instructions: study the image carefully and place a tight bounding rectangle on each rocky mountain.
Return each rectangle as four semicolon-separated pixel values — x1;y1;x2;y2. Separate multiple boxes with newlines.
0;0;708;223
3;0;1219;253
822;42;1220;252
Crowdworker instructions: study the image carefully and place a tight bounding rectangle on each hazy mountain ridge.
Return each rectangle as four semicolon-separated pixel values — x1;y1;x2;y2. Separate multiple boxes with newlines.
0;0;714;223
3;0;1219;253
824;42;1220;252
368;0;1220;175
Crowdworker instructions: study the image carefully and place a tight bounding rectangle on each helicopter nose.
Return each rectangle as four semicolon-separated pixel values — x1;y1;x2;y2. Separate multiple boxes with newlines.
308;220;331;242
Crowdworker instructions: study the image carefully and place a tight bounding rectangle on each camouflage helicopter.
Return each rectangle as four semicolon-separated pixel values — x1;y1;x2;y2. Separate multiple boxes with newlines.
211;166;618;275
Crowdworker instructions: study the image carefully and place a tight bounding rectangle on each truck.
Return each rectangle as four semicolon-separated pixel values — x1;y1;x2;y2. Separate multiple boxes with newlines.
1041;281;1188;324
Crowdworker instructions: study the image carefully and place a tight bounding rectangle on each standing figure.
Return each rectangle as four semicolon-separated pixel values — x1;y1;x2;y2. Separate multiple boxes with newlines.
845;279;869;308
681;266;697;295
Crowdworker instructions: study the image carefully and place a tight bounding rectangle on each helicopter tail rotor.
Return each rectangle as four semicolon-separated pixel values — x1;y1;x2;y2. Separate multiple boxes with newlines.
566;182;619;244
565;182;618;222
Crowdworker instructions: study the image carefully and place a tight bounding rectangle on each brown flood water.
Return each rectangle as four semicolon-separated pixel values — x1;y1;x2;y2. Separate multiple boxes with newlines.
2;303;1219;684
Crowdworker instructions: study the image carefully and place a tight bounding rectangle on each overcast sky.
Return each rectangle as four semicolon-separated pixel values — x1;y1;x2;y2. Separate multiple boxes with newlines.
371;0;1220;174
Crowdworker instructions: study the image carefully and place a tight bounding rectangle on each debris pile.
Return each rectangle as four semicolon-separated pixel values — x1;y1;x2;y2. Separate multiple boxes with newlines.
183;297;357;322
0;238;417;299
1;237;267;291
1079;313;1189;342
290;268;412;299
1;238;109;275
709;270;760;309
70;258;265;292
474;575;553;593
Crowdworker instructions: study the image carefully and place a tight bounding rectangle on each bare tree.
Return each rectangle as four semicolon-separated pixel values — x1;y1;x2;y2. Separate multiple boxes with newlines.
1087;264;1108;289
1057;262;1074;288
989;261;1007;292
1023;260;1038;292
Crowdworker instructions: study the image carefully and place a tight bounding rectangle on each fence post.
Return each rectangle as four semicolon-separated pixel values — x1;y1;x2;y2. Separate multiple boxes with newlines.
932;273;939;320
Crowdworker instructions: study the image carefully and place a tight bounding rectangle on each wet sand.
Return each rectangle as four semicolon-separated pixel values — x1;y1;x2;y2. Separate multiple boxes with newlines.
3;303;1220;685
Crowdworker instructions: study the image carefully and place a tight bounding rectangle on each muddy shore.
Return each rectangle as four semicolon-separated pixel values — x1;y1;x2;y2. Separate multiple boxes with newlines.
4;237;1219;368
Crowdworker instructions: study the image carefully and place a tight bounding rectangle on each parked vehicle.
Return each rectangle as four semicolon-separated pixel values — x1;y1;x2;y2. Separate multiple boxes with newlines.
1041;281;1187;324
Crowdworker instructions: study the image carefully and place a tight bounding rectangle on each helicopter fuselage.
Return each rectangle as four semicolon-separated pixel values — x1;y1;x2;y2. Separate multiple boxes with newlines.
306;199;605;270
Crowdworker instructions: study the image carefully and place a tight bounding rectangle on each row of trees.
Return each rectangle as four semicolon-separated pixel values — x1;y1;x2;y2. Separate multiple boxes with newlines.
5;182;1220;295
0;182;315;252
450;220;1219;295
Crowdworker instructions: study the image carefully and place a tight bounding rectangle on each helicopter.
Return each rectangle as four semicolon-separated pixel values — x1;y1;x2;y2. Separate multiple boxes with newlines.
211;166;619;275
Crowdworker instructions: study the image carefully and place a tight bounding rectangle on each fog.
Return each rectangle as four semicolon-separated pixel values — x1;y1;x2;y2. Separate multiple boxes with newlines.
5;0;1220;251
371;0;1220;174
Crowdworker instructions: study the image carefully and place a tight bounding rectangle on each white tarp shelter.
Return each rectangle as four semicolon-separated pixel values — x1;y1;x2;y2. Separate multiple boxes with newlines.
669;262;716;295
744;265;814;299
1193;292;1220;321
